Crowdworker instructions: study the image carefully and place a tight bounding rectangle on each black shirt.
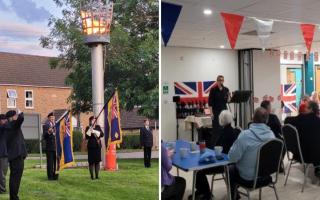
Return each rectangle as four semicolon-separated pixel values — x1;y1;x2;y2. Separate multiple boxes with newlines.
208;86;229;115
267;113;282;139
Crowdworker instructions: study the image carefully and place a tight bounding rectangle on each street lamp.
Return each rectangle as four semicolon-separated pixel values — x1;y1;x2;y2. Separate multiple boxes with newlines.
80;0;114;168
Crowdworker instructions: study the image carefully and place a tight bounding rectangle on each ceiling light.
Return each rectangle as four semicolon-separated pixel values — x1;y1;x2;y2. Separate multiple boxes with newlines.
203;9;212;15
220;45;225;49
294;49;299;54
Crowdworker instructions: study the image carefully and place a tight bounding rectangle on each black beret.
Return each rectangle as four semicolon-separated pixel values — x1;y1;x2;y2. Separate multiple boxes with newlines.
0;114;6;120
47;112;54;118
6;110;16;118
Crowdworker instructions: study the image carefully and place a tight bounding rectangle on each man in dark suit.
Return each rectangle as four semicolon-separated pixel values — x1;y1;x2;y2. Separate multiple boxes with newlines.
208;75;230;134
0;114;8;194
140;119;153;168
43;112;58;180
5;110;27;200
293;101;320;177
260;100;282;139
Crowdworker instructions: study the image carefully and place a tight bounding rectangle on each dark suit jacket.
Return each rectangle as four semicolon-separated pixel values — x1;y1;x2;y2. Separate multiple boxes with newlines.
5;113;27;161
0;125;7;158
267;113;282;139
294;113;320;163
216;124;238;154
85;125;104;149
140;127;153;147
43;120;56;152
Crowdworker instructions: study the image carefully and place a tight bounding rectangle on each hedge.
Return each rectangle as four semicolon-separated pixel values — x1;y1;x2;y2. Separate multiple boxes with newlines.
25;132;141;153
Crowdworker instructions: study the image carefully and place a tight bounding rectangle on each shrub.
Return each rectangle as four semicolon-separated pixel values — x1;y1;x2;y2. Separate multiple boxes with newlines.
73;130;83;152
119;134;141;149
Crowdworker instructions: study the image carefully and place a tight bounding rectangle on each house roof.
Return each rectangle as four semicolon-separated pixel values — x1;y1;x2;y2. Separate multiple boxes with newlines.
120;108;158;130
0;52;70;88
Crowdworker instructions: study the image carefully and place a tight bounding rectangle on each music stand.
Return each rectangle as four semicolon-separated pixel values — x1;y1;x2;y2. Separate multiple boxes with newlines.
229;90;252;126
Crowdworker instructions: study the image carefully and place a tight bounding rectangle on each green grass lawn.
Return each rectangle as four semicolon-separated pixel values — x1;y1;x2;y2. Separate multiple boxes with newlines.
0;159;159;200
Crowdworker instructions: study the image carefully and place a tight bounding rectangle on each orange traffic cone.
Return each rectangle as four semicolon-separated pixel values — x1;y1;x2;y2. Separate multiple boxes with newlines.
105;143;117;171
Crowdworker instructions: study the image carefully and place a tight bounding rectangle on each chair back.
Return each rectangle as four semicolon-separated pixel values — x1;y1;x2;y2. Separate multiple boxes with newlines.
281;124;304;163
253;139;283;188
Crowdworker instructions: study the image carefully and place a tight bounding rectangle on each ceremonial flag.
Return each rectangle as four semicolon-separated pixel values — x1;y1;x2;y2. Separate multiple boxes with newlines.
281;84;297;113
104;90;122;146
55;110;75;172
174;81;216;103
221;12;244;49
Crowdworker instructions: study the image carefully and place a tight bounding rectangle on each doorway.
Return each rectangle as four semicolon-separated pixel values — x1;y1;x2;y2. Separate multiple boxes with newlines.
286;68;302;105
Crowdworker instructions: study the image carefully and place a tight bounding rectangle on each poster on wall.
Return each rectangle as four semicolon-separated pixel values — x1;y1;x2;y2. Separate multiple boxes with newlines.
281;83;297;113
173;81;216;103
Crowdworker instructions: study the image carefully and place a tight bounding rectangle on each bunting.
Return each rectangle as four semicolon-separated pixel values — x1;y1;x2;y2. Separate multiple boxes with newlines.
300;24;315;55
221;12;244;49
254;18;274;51
161;2;182;47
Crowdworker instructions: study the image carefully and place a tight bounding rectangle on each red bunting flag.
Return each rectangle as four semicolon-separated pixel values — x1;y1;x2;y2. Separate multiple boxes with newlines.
315;52;319;62
283;51;288;60
300;24;315;55
289;51;294;60
221;12;244;49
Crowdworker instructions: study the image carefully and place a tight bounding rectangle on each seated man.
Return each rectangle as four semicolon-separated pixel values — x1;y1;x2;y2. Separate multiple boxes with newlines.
260;100;282;139
161;142;186;200
293;101;320;177
228;107;275;200
192;110;238;200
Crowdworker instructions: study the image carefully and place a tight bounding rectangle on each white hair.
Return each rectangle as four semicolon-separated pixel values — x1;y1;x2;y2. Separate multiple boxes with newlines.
219;110;233;127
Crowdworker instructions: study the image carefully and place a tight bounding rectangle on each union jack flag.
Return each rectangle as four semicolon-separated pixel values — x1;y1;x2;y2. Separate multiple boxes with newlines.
64;114;71;137
281;84;297;113
174;81;216;103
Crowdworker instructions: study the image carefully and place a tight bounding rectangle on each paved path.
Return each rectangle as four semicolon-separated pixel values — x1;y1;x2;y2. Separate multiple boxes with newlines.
28;151;159;160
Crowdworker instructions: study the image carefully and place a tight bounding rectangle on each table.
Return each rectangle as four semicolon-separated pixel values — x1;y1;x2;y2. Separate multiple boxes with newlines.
170;140;232;200
184;115;212;141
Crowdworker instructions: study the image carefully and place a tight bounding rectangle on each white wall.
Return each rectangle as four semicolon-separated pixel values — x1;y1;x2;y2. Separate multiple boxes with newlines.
253;50;281;116
161;46;239;141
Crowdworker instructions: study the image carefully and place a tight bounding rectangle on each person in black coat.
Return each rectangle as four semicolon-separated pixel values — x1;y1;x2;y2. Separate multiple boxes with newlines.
140;119;153;168
260;100;282;139
208;75;230;134
85;116;104;180
193;110;238;200
0;114;8;194
5;110;27;200
293;101;320;177
43;112;58;180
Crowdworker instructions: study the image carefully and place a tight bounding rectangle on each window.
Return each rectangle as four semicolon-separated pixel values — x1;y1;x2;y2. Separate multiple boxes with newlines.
7;89;17;108
25;90;34;109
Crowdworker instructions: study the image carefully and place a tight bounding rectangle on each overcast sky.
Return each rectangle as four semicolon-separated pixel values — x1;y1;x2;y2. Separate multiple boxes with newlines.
0;0;62;56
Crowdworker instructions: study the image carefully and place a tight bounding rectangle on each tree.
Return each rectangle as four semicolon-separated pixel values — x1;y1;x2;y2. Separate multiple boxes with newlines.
40;0;159;118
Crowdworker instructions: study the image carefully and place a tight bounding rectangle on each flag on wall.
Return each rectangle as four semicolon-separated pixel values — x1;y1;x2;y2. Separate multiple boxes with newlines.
221;12;244;49
161;2;182;46
55;111;75;172
104;90;122;146
281;84;297;113
174;81;216;103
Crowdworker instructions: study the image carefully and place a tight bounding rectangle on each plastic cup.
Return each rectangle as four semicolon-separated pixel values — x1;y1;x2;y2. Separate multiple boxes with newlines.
180;148;188;158
215;146;223;156
199;141;206;154
189;142;197;152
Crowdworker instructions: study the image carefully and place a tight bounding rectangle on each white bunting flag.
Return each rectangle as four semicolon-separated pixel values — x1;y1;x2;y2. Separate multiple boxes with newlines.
254;18;274;51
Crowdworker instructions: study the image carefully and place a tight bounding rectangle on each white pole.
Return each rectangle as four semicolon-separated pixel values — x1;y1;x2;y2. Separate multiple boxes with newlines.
91;44;106;167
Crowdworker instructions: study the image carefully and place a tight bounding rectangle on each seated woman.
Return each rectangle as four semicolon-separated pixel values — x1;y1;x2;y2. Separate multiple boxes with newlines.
161;142;186;200
192;110;238;200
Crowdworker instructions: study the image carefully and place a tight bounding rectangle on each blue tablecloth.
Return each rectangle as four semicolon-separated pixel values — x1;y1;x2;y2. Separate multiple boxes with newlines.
170;140;230;171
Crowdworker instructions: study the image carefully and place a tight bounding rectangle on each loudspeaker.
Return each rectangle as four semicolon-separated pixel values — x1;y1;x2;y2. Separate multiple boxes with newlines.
173;96;180;103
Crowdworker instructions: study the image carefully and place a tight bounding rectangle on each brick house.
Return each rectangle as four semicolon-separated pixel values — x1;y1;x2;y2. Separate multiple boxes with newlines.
0;52;74;123
0;52;159;148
